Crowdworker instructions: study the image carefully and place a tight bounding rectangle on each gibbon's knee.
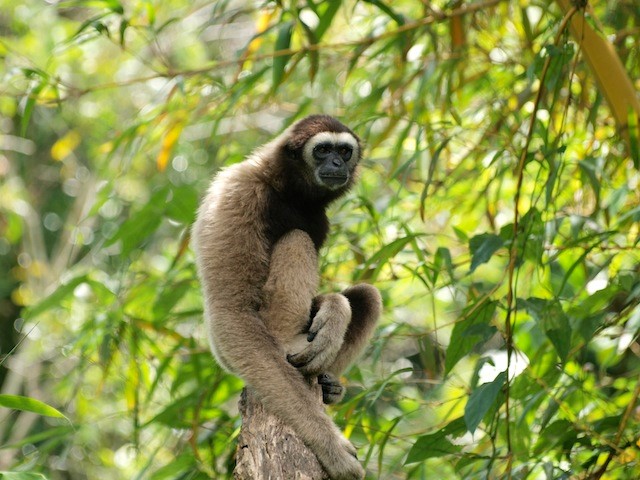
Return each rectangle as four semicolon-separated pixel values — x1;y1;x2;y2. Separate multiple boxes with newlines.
343;284;382;332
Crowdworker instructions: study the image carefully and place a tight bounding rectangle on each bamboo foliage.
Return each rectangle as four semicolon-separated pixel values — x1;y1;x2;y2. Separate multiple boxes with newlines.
1;1;639;479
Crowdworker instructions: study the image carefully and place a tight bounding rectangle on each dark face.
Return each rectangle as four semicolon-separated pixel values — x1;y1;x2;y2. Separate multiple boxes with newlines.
302;131;360;192
312;140;354;189
280;115;362;203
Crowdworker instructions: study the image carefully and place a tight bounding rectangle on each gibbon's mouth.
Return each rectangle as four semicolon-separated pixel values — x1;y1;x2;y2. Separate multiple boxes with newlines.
319;174;348;188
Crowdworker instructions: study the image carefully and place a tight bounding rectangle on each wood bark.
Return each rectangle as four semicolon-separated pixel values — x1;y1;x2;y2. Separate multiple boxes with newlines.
234;384;329;480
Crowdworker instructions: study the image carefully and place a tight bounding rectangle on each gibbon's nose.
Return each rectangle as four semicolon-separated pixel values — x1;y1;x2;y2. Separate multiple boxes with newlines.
331;157;343;167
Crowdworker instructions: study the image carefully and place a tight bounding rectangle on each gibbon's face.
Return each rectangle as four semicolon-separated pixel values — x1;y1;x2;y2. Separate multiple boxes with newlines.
303;132;360;190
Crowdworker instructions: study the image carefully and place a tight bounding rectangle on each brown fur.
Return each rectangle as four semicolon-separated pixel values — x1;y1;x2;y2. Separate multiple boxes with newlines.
192;115;381;480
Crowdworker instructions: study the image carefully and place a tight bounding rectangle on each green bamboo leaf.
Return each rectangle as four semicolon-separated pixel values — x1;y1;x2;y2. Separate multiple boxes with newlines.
105;187;169;257
119;18;129;46
469;233;504;273
0;473;48;480
166;185;198;225
434;246;454;284
362;0;405;25
521;297;571;361
419;138;451;221
464;371;506;433
272;21;294;89
58;0;123;13
299;20;319;83
20;73;46;138
405;417;465;464
0;394;67;421
357;234;422;281
378;416;401;472
314;1;341;41
1;426;74;451
532;419;575;456
147;453;195;480
69;13;111;41
445;300;497;375
23;275;89;319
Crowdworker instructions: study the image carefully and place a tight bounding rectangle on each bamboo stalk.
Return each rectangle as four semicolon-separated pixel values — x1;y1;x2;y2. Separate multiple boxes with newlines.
555;0;640;141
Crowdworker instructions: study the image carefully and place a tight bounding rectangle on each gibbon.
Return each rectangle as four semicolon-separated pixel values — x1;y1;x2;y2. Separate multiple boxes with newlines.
192;115;381;480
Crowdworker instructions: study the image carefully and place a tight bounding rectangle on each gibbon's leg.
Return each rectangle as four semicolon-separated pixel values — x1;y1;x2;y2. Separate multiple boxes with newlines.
260;229;319;348
212;309;364;480
211;231;363;479
326;284;382;377
261;229;353;376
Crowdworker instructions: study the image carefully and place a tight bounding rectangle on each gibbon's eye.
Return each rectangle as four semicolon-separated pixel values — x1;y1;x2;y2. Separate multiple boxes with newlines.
338;145;352;161
314;143;332;157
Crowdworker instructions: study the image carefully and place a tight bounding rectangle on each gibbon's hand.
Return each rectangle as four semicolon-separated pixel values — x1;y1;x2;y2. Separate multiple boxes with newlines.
287;293;351;376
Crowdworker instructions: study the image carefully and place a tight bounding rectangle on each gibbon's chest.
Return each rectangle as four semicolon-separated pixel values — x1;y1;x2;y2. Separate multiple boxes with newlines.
262;189;330;252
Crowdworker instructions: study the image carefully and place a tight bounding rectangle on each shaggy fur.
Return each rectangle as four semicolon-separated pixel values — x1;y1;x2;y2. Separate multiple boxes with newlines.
192;115;381;480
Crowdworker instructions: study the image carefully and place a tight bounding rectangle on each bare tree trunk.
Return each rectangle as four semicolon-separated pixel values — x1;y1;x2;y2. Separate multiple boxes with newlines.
234;382;329;480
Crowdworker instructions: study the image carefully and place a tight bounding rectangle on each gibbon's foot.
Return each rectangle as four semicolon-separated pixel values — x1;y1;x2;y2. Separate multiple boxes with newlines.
318;373;345;404
287;294;350;376
319;436;364;480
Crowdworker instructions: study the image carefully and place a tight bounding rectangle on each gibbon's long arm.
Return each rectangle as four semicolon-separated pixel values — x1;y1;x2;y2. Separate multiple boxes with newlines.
261;230;353;377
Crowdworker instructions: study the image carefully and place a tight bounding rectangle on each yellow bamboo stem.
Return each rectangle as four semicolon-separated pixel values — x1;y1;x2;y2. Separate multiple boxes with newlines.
555;0;640;140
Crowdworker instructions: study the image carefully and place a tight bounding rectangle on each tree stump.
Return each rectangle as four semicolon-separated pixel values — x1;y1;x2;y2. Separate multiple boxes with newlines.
234;383;329;480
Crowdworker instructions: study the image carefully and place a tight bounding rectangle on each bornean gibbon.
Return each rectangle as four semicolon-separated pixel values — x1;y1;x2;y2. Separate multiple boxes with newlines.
192;115;381;480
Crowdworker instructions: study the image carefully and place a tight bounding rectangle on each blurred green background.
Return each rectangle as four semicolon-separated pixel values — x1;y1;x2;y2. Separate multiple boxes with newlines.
1;0;639;478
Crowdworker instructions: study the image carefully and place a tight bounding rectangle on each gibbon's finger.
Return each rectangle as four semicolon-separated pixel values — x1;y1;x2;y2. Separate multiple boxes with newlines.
286;344;320;368
307;313;328;341
287;352;311;368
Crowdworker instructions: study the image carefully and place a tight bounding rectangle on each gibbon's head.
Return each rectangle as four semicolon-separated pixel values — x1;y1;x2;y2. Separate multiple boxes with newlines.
281;115;362;202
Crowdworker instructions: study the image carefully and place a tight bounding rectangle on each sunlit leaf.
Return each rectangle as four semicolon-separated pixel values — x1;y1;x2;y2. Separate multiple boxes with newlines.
51;130;81;161
166;185;198;225
314;1;341;41
356;234;422;281
0;473;48;480
23;275;89;319
157;122;184;172
0;394;67;421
